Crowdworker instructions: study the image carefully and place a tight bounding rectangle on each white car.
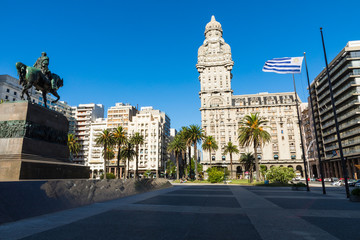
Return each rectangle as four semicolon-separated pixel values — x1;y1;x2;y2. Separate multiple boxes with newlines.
331;180;343;186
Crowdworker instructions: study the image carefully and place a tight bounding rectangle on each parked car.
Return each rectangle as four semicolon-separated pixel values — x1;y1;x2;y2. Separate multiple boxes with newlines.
350;180;360;187
355;182;360;188
348;180;359;187
331;180;344;186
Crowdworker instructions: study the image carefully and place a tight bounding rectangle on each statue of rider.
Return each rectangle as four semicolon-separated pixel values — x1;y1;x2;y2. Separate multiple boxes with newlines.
34;52;58;91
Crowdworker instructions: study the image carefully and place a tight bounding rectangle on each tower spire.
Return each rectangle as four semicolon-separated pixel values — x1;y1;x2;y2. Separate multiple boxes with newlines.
211;15;215;21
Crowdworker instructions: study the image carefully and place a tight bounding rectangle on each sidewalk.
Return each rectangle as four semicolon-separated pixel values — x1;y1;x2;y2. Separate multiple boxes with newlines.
0;185;359;240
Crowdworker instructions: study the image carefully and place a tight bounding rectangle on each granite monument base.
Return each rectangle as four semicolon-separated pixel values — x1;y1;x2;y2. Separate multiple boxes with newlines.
0;101;89;180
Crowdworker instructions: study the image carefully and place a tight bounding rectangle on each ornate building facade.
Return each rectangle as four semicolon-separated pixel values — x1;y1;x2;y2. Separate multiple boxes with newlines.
197;16;305;177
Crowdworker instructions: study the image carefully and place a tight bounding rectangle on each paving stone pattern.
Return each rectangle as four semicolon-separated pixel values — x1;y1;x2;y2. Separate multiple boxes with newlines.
0;184;359;240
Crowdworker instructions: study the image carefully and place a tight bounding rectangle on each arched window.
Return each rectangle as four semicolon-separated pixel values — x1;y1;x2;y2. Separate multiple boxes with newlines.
210;98;223;107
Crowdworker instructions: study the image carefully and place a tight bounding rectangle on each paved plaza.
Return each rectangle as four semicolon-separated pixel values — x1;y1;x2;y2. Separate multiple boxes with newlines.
0;184;359;240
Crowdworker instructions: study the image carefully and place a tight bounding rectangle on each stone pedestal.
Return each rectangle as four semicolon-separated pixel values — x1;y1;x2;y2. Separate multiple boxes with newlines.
0;101;89;180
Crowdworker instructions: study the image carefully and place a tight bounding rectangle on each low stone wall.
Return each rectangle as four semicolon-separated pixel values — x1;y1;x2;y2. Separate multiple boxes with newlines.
0;178;172;225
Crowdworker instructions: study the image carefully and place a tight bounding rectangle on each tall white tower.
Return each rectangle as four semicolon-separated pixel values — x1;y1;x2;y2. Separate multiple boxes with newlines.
197;15;234;111
196;16;234;155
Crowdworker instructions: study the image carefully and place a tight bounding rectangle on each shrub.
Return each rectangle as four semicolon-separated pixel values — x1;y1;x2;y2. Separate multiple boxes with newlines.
207;167;228;183
266;166;295;184
100;173;116;179
293;182;306;187
351;188;360;196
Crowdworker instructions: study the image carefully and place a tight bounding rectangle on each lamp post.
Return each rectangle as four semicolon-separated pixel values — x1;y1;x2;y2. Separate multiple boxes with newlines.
222;155;226;184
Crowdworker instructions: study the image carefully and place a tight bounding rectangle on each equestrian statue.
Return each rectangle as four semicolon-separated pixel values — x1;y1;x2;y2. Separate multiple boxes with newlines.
16;52;63;108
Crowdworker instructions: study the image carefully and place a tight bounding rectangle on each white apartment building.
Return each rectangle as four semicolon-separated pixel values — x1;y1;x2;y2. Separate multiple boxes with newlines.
88;118;107;178
0;75;37;102
73;103;104;165
197;16;304;177
128;107;170;177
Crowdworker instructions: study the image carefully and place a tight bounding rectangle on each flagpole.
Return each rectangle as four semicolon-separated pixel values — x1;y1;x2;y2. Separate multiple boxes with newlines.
304;53;326;194
293;74;310;191
320;28;350;198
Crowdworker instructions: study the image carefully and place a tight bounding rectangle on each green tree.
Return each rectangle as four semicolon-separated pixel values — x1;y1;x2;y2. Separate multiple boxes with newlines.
187;158;203;177
260;165;268;180
187;125;204;180
95;129;115;179
206;167;229;183
240;152;255;183
266;166;295;184
202;135;218;168
222;141;239;179
113;126;127;179
238;113;271;181
179;126;191;178
104;146;115;160
144;169;153;178
100;172;116;179
130;132;144;180
67;133;80;162
168;134;186;180
120;142;136;179
166;160;176;178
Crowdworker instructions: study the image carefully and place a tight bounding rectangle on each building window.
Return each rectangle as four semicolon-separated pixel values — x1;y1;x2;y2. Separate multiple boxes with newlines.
5;95;8;100
6;89;9;93
14;92;17;95
291;155;296;159
274;155;279;160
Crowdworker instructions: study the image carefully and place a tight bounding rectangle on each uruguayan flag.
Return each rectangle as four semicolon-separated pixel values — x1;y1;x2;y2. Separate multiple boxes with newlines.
262;57;303;74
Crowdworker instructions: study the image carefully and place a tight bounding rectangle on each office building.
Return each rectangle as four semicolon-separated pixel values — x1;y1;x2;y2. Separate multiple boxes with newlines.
309;40;360;179
197;16;305;177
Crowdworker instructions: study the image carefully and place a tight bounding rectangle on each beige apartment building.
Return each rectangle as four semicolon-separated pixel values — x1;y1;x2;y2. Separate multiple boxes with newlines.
197;16;304;177
106;102;138;175
107;102;138;130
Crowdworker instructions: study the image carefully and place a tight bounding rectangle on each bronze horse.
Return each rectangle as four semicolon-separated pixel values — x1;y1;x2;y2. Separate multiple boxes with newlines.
15;62;63;108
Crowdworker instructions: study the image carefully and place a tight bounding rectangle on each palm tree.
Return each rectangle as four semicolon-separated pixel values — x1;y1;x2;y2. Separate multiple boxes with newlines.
104;146;115;161
113;126;127;179
67;133;80;162
120;142;136;179
95;129;115;179
238;113;271;181
187;125;204;180
223;142;239;179
168;134;186;180
202;135;218;168
240;152;255;183
130;132;144;180
179;126;191;178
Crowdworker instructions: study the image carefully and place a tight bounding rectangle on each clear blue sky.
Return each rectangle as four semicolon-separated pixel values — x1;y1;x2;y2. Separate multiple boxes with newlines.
1;0;359;131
